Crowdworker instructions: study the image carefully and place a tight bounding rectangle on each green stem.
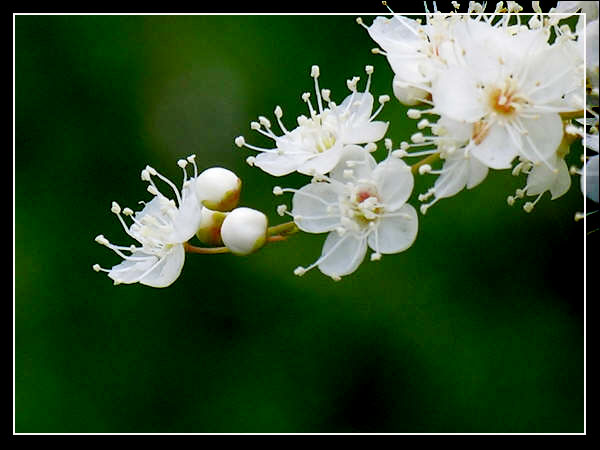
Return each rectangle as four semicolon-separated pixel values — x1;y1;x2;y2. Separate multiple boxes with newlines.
184;221;300;255
183;242;230;254
267;221;299;237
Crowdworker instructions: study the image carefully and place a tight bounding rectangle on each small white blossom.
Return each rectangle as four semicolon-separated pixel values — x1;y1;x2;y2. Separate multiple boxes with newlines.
93;155;203;287
235;65;389;176
280;146;418;280
220;207;268;255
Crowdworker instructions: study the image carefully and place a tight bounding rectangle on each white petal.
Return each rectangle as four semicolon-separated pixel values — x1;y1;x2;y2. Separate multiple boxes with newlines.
167;182;203;243
108;252;158;285
329;145;377;182
466;156;489;189
433;155;470;199
139;244;185;288
471;124;518;169
517;114;563;164
550;160;572;200
317;232;367;278
297;141;346;176
292;182;342;233
368;204;418;254
526;158;571;200
336;92;374;124
254;150;309;177
108;245;185;288
341;121;389;145
372;157;414;210
430;67;486;122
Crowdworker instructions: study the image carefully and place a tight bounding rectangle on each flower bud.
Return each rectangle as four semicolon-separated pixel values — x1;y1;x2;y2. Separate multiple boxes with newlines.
221;207;268;255
195;167;242;212
195;208;228;246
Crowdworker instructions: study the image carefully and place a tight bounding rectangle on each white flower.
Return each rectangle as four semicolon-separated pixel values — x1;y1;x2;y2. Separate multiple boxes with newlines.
235;65;389;176
93;155;203;287
429;24;582;170
404;116;489;213
276;146;418;280
220;207;268;255
359;12;460;104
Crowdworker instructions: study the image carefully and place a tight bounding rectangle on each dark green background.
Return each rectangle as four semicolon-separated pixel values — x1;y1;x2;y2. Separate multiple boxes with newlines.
15;14;585;433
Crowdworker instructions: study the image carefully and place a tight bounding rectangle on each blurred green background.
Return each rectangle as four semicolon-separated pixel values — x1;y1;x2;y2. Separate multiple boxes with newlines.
15;14;585;433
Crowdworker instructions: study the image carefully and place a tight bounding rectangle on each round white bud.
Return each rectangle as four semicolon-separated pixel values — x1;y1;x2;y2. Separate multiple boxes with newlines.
195;167;242;212
195;208;228;246
221;207;268;256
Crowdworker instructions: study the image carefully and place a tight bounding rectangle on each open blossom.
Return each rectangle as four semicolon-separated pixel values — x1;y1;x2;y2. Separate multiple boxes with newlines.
275;146;418;280
93;155;203;287
235;65;389;176
363;3;586;213
428;22;582;171
400;116;489;213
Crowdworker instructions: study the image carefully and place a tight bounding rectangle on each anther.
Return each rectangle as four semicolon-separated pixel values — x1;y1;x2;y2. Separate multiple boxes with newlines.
574;212;585;221
250;121;261;130
311;65;320;78
95;234;109;245
258;116;271;128
147;185;159;196
246;156;256;166
407;109;422;119
274;106;283;118
141;169;151;181
301;92;311;103
384;138;393;151
411;133;425;144
523;202;534;213
365;65;374;75
321;89;331;103
507;195;515;206
378;95;390;105
294;266;306;276
93;264;101;272
123;207;133;216
273;186;284;195
186;154;196;163
277;204;287;216
418;164;432;175
365;143;377;152
370;252;382;261
234;136;245;147
111;202;121;214
417;119;430;130
420;204;429;215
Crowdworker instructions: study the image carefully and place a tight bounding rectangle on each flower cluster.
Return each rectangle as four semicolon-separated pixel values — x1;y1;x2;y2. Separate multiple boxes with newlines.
360;1;594;213
94;2;597;286
237;65;420;279
93;157;272;287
